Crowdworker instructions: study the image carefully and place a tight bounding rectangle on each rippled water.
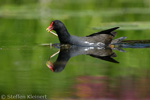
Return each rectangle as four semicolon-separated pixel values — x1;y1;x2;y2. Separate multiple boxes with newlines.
1;0;150;100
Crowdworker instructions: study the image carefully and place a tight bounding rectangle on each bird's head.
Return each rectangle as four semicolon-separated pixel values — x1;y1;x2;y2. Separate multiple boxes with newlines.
46;20;65;36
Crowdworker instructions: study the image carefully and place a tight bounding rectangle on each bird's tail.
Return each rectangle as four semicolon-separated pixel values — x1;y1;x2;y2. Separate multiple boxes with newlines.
109;37;127;52
111;37;127;44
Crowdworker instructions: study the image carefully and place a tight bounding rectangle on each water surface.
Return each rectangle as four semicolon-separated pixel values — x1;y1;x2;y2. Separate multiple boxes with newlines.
0;0;150;100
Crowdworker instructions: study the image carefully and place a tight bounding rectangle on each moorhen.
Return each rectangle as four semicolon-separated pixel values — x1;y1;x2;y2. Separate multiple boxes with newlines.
46;20;126;47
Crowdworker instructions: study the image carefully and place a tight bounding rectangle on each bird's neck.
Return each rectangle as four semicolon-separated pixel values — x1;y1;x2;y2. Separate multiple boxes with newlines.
56;28;71;44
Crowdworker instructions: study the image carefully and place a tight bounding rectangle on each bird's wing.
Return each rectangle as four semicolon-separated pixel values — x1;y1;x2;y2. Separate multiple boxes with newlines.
86;27;119;37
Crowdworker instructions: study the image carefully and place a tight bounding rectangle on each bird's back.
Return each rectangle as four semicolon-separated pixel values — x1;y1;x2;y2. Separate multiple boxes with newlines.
69;34;113;47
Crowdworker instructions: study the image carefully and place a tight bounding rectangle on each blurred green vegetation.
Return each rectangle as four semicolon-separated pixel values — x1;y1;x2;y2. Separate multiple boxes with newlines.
0;0;150;99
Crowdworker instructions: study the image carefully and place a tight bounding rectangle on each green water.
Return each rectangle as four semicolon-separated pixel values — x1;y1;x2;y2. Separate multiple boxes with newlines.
1;0;150;99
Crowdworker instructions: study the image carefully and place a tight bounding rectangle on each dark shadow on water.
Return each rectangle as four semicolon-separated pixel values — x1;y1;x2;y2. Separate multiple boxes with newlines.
46;44;119;72
118;40;150;48
43;40;150;72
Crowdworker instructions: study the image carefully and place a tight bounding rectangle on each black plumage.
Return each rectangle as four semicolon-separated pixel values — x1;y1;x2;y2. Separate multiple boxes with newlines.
47;20;126;46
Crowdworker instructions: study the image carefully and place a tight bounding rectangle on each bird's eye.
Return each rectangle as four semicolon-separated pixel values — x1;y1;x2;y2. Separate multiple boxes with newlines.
54;22;57;25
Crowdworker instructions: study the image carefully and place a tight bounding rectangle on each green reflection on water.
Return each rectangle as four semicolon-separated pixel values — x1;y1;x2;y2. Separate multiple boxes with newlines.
0;0;150;99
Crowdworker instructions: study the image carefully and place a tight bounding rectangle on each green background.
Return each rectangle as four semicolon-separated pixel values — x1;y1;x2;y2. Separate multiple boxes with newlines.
0;0;150;99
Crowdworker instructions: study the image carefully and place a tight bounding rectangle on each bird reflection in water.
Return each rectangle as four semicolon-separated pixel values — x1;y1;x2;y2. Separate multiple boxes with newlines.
46;44;120;72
